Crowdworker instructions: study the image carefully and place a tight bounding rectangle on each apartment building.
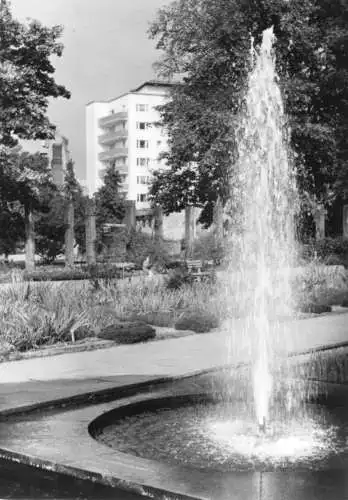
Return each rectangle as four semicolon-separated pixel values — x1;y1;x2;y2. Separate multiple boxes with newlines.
85;81;172;210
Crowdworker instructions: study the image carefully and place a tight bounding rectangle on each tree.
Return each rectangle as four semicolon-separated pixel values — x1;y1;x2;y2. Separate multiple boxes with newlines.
95;165;125;246
0;1;70;268
63;160;82;266
0;147;53;269
73;190;88;256
95;166;125;225
0;204;25;259
149;0;348;227
35;188;66;264
0;0;70;146
34;160;87;264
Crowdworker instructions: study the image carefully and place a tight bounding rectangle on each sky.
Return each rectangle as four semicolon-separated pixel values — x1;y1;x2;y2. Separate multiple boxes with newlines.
11;0;173;181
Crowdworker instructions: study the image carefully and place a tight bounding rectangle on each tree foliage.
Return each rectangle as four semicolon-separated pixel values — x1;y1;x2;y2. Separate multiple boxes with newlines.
93;164;126;255
35;160;87;262
149;0;348;226
0;205;25;257
0;147;53;259
95;165;125;227
35;188;66;263
0;147;51;209
0;0;70;146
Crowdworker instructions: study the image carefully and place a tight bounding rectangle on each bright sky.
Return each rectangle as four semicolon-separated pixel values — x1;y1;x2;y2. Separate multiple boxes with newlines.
11;0;172;180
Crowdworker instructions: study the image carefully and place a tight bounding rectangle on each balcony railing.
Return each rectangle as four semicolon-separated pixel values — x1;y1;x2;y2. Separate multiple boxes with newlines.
99;111;127;128
98;129;128;145
98;148;128;162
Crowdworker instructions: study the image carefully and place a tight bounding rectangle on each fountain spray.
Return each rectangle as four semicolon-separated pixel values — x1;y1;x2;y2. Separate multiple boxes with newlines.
232;27;297;432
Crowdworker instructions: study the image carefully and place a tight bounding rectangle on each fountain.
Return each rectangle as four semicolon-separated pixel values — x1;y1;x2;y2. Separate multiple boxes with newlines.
88;27;348;494
231;26;297;433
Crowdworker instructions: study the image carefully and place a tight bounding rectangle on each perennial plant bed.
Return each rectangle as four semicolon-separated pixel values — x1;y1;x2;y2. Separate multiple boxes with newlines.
0;264;346;359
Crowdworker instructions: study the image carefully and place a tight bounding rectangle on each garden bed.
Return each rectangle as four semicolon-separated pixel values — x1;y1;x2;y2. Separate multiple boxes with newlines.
0;264;346;359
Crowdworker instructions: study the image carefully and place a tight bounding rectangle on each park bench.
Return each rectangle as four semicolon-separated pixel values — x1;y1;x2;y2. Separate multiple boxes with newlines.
186;259;216;282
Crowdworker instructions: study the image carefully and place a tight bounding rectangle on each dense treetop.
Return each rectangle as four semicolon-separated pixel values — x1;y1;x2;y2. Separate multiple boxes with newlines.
0;0;70;146
149;0;348;226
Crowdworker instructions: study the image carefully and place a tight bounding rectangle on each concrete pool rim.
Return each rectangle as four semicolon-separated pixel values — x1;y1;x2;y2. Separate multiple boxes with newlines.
0;343;347;500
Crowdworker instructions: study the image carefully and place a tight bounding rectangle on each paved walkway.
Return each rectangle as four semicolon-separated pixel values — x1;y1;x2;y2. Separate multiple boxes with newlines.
0;312;347;385
0;311;346;499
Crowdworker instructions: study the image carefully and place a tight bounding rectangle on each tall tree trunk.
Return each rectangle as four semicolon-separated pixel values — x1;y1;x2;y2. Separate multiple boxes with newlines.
154;205;164;241
124;200;136;231
184;205;195;259
85;197;96;266
343;205;348;240
25;205;35;271
65;199;75;268
213;196;224;243
314;206;326;241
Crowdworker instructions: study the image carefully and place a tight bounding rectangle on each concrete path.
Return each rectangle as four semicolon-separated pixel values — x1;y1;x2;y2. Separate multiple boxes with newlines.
0;312;346;386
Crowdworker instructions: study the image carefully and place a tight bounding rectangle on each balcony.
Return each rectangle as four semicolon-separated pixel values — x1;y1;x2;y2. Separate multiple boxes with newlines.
99;111;127;128
98;148;128;162
98;129;128;145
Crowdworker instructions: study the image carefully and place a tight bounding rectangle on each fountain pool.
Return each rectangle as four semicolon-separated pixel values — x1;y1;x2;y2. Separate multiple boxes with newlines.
93;371;348;474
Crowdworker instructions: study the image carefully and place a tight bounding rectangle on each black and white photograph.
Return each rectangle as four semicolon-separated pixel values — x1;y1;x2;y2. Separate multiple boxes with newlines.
0;0;347;498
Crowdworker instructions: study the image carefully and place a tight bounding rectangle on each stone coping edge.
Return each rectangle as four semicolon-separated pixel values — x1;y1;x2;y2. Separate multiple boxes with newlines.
0;448;196;500
1;338;348;419
0;376;174;419
0;365;244;419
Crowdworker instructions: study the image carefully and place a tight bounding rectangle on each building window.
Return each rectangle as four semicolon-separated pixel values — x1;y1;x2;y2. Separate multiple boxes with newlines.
137;157;150;167
137;176;150;185
137;140;149;149
136;104;148;112
136;122;151;130
137;193;149;203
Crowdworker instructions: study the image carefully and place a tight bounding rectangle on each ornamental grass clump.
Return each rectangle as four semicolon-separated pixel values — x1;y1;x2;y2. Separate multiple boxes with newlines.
0;274;230;353
92;276;225;328
0;283;93;351
293;262;348;311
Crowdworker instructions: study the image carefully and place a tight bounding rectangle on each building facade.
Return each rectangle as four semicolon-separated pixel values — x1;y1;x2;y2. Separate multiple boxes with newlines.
85;81;172;211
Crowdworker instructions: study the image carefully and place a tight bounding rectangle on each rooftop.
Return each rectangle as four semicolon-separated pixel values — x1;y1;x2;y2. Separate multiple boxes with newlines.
86;80;177;107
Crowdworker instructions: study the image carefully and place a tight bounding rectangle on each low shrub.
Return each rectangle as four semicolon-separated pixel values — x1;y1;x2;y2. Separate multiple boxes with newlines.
174;311;219;333
165;267;193;290
126;311;174;327
98;321;156;344
125;231;172;269
298;303;332;314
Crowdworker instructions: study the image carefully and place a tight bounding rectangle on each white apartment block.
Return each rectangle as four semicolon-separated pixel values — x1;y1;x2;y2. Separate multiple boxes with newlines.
86;81;172;210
